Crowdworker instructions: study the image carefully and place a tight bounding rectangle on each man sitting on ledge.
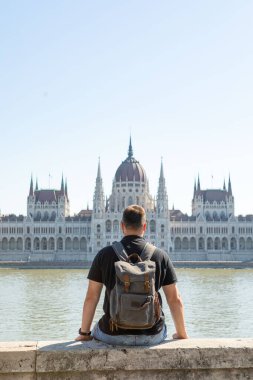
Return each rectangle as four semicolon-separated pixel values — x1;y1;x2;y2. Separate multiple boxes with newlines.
75;205;188;345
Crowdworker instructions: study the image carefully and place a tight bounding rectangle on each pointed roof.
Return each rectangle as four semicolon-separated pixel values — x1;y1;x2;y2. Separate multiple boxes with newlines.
61;174;64;193
159;157;164;180
228;174;232;195
29;175;34;196
97;157;102;179
223;179;226;191
193;179;196;197
35;178;38;191
65;178;68;198
197;174;201;191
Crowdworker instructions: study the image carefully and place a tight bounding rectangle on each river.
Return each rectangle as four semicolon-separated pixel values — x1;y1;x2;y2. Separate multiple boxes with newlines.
0;268;252;341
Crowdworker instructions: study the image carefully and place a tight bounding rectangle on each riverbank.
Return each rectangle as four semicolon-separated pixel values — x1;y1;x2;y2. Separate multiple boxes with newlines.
0;260;253;269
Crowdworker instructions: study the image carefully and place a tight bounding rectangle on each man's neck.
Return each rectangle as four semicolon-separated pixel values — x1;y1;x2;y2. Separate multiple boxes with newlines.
123;232;144;238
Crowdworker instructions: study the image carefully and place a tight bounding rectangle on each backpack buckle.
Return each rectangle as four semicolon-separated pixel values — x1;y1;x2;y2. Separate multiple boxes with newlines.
123;274;130;292
144;280;150;292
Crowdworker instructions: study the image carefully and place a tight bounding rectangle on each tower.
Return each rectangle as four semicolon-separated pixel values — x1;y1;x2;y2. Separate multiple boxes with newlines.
91;159;106;255
156;159;169;217
93;159;105;214
27;175;35;218
155;159;171;252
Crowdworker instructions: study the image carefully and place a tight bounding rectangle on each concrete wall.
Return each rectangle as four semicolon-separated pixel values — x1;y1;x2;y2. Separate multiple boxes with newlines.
1;250;253;263
0;339;252;379
170;251;253;262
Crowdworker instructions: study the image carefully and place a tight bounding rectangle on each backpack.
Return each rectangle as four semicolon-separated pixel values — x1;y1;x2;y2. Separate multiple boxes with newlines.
109;241;161;332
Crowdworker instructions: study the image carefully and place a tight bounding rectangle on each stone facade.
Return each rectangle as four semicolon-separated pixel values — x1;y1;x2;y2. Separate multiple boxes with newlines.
0;138;253;262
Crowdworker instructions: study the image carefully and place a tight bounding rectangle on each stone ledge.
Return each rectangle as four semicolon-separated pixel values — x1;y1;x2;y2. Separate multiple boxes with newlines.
0;339;253;379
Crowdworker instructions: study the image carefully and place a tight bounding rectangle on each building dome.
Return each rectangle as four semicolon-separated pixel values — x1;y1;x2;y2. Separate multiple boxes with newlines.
114;139;147;183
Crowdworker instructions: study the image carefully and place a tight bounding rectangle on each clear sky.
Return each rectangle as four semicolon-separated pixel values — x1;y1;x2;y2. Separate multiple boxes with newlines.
0;0;253;216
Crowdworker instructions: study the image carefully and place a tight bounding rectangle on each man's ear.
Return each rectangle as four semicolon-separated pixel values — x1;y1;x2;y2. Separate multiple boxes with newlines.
143;223;147;232
120;221;125;233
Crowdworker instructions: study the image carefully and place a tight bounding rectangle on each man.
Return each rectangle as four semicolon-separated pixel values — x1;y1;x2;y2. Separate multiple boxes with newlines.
75;205;188;345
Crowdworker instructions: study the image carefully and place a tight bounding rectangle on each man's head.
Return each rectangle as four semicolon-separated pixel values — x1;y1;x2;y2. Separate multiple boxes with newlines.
121;205;147;236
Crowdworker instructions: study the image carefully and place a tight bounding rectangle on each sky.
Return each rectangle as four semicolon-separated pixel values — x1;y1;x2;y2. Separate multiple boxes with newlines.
0;0;253;216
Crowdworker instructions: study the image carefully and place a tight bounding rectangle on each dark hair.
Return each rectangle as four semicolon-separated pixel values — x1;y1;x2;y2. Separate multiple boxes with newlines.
122;205;146;230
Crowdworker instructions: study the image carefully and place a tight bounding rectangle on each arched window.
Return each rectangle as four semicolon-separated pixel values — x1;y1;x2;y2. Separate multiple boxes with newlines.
239;237;245;250
231;237;237;250
80;237;87;252
106;220;111;233
25;237;31;251
97;224;101;233
198;237;204;250
9;238;16;250
57;237;63;250
222;237;228;250
73;237;79;250
41;237;47;250
128;196;133;206
182;237;189;250
161;224;165;233
246;237;253;250
190;237;196;250
17;238;23;251
214;237;221;250
207;237;213;250
34;237;40;250
113;220;119;232
174;237;181;251
149;220;156;233
65;237;72;250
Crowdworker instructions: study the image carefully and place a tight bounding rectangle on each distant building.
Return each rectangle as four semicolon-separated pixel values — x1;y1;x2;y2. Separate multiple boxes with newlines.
0;138;253;260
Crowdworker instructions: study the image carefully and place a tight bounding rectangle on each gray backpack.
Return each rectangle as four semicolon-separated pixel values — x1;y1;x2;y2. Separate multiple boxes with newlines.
109;241;161;332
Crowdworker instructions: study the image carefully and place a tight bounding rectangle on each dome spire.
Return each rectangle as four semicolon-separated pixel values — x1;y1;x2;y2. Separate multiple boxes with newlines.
128;136;133;159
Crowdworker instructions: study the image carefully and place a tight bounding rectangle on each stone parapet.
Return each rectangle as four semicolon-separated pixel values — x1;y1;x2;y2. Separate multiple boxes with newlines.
0;339;252;379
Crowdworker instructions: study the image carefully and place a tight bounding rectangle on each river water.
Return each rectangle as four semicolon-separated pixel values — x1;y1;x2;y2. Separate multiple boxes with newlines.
0;268;252;341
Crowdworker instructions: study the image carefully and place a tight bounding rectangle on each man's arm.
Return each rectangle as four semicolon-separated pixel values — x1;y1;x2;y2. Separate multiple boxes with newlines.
75;279;103;341
162;283;189;339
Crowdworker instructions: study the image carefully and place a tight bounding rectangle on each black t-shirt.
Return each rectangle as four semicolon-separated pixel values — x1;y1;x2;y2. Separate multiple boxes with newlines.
88;235;177;335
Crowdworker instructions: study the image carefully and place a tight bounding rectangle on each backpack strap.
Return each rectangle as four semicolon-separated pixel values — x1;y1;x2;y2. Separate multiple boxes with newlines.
140;243;156;261
112;241;129;262
112;241;156;262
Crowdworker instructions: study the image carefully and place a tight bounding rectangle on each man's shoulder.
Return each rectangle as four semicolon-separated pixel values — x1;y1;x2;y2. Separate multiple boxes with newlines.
151;245;172;263
96;245;116;261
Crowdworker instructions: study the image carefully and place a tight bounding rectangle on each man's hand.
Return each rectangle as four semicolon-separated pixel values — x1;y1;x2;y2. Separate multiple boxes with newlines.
172;332;189;339
75;334;93;341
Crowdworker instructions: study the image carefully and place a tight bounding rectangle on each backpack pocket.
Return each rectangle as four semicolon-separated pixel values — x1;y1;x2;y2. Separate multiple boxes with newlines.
118;294;155;328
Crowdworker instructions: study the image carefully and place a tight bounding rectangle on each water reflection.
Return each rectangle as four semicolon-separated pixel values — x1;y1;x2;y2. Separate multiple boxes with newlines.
0;268;252;341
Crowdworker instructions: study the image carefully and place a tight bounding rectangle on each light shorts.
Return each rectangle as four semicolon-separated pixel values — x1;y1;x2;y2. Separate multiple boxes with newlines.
92;322;167;346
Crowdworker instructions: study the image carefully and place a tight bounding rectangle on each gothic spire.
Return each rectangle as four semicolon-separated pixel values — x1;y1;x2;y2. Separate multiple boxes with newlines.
159;157;164;179
228;174;232;195
61;173;64;193
128;136;133;159
197;174;201;192
65;178;68;198
193;179;196;197
156;159;168;216
35;178;38;191
29;175;34;196
223;179;226;191
93;158;105;214
97;157;101;179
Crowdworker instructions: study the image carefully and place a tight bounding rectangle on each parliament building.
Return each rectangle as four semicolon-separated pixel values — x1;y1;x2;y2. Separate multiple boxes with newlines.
0;139;253;262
